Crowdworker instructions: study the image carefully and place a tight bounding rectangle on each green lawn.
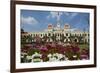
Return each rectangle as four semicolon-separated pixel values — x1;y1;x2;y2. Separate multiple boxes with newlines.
79;44;89;50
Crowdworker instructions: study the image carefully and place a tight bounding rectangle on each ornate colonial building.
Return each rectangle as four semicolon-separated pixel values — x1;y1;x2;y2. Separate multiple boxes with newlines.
22;12;89;43
26;23;89;43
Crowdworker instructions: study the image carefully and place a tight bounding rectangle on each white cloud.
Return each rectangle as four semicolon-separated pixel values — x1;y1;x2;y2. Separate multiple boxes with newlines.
47;15;50;19
21;16;38;25
65;12;78;19
50;12;58;18
47;12;63;19
47;12;78;20
70;13;78;18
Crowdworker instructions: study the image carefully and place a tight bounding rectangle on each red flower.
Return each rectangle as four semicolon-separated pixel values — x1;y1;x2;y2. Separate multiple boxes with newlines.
71;46;80;53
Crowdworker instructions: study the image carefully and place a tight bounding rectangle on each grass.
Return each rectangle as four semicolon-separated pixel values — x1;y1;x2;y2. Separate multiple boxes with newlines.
79;44;89;50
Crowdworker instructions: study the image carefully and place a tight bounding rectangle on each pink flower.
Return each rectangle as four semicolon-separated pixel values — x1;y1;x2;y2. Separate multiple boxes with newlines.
80;49;89;60
40;46;48;51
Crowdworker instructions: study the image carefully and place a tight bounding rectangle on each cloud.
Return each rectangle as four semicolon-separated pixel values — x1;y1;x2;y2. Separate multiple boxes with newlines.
21;16;38;25
47;12;78;21
70;13;78;18
65;12;78;19
47;11;63;19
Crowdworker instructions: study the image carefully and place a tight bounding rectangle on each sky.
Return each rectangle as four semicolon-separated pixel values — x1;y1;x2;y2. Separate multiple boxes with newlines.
20;10;90;32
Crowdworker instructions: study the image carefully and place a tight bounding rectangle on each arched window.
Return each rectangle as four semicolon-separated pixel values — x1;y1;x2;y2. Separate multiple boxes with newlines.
58;34;59;36
48;33;51;36
41;34;42;37
66;33;68;36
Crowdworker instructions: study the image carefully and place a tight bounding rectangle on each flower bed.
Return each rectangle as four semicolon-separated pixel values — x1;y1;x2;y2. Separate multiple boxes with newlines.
21;42;89;63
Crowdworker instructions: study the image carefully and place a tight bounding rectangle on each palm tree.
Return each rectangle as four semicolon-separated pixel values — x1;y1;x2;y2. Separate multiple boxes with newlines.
21;28;24;33
26;35;33;43
21;36;27;48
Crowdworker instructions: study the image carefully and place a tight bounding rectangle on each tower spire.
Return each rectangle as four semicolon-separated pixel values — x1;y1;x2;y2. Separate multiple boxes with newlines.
56;12;61;29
